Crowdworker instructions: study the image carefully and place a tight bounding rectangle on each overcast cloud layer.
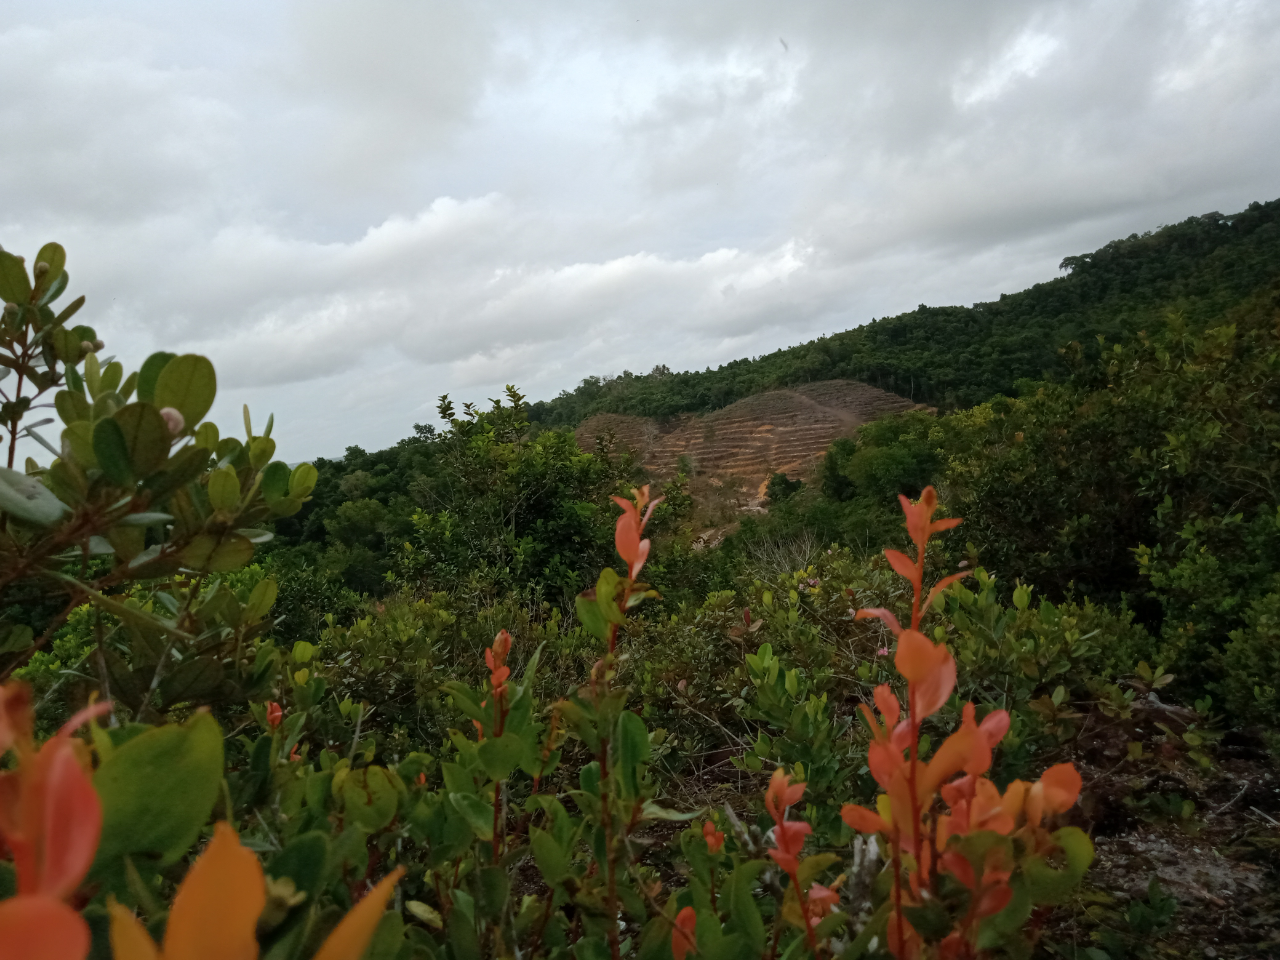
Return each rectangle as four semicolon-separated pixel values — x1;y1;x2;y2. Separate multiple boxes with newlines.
2;0;1278;459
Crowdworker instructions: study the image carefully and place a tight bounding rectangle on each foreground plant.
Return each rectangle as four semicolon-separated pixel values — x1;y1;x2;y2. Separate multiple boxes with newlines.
0;679;406;960
841;488;1092;959
108;823;403;960
0;683;109;956
0;241;316;719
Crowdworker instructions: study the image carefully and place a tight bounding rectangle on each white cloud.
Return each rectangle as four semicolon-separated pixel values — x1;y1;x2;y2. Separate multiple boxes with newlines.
953;31;1061;106
1;0;1278;460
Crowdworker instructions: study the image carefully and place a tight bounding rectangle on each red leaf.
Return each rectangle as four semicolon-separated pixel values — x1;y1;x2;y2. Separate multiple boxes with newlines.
923;570;972;611
840;804;888;835
883;549;918;583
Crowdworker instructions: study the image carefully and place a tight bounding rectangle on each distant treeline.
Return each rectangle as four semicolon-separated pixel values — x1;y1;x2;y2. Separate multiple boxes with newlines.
528;198;1280;426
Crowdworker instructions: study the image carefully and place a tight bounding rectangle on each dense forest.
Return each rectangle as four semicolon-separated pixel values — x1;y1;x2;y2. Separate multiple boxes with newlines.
530;199;1280;423
2;200;1278;959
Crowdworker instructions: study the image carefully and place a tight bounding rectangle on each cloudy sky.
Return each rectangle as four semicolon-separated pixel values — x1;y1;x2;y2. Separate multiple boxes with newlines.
3;1;1278;459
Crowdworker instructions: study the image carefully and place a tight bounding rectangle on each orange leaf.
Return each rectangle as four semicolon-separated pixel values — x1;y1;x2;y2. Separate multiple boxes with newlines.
872;684;901;730
672;906;698;960
1039;763;1082;814
919;723;980;799
163;822;264;960
840;804;888;835
976;883;1014;918
894;630;945;684
614;512;641;568
109;900;162;960
912;663;956;721
978;709;1010;748
923;570;972;612
313;866;407;960
883;549;918;584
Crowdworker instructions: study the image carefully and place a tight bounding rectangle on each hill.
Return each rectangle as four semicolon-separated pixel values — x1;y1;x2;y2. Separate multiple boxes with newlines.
530;198;1280;425
575;379;920;510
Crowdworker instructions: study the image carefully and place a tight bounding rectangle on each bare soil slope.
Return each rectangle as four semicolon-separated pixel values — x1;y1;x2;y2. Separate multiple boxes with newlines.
574;379;922;493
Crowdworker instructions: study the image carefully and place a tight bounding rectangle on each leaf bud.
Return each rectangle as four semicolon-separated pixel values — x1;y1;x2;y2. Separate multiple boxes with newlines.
34;261;49;279
159;407;185;436
80;341;95;356
93;339;105;351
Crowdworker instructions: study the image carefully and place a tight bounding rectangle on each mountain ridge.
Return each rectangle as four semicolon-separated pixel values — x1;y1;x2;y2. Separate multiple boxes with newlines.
529;198;1280;427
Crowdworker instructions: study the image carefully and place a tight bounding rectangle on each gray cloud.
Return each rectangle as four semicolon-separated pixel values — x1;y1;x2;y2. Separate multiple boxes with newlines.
1;0;1277;459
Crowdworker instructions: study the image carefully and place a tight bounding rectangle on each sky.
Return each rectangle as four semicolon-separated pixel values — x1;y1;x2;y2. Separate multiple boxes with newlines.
2;0;1278;460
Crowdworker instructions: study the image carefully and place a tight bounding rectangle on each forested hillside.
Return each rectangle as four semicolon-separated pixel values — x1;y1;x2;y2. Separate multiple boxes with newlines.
530;198;1280;424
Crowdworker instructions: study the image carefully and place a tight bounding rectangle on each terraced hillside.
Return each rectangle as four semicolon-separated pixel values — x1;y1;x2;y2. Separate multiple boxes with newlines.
575;379;921;502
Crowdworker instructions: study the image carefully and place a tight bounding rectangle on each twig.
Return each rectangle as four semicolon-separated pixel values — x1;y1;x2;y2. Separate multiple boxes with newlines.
1247;806;1279;827
1209;783;1249;818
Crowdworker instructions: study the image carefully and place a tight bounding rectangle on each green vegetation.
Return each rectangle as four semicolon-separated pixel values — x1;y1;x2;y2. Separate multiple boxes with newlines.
3;199;1279;959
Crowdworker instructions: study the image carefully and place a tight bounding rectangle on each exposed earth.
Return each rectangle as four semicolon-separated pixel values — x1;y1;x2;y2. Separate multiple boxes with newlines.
574;379;924;511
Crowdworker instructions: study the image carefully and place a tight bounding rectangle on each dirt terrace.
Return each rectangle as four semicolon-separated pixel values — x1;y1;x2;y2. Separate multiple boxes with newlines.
574;380;922;493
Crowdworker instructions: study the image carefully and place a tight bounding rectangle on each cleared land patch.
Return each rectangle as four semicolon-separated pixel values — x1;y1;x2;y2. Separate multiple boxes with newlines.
574;379;922;498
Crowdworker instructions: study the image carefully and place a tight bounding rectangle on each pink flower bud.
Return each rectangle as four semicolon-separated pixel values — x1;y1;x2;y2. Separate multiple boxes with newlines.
159;407;185;435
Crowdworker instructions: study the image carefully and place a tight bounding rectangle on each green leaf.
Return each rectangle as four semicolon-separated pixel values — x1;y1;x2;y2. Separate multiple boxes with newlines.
93;417;133;485
615;710;650;797
182;532;255;573
595;567;625;623
0;251;31;304
35;242;66;289
475;865;510;921
0;467;68;526
62;421;97;468
267;496;303;517
261;461;290;500
246;577;278;621
249;436;276;471
288;462;317;498
1053;826;1095;874
158;657;226;708
529;826;570;883
1022;827;1095;905
0;625;34;655
136;352;175;404
154;354;217;427
267;832;331;901
54;389;90;425
194;421;219;451
447;901;481;960
93;711;224;870
207;465;241;511
113;402;171;477
449;792;495;840
51;327;82;364
140;445;210;505
341;767;400;832
116;512;173;527
575;592;609;641
723;860;768;950
100;361;123;395
478;733;525;781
